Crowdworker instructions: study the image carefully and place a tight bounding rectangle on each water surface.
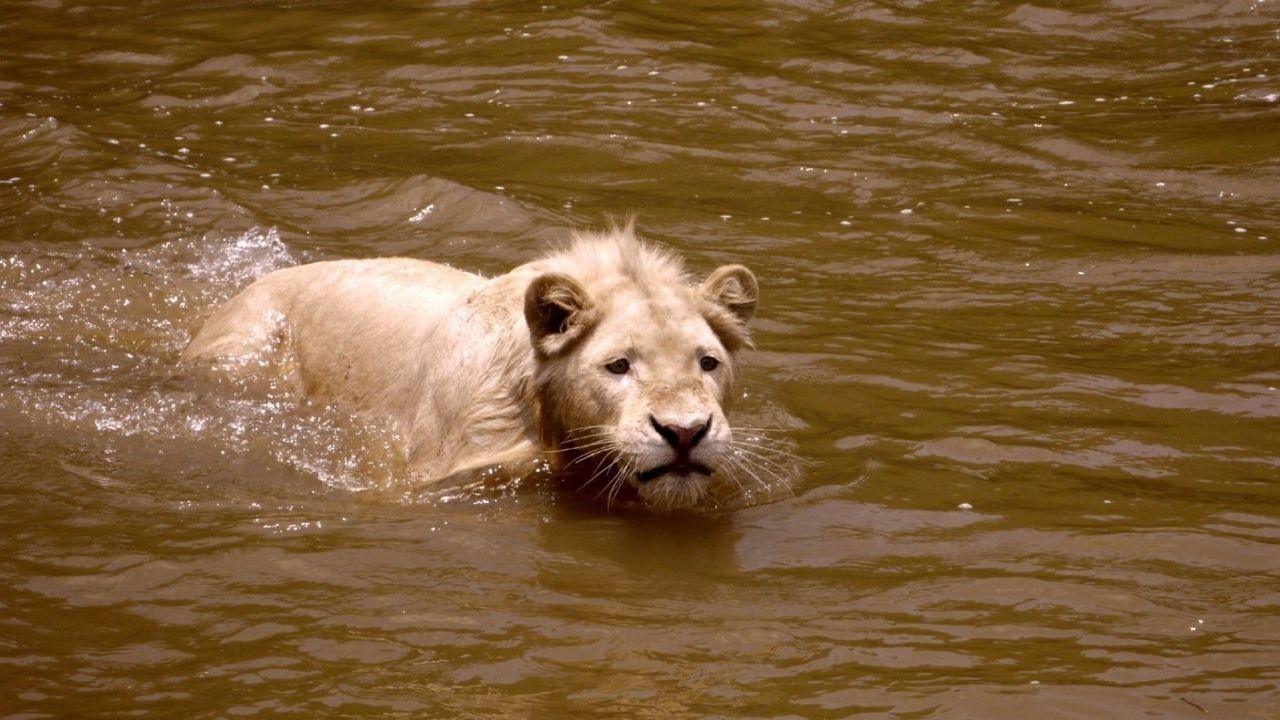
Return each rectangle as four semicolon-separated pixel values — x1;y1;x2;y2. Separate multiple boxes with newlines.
2;1;1279;717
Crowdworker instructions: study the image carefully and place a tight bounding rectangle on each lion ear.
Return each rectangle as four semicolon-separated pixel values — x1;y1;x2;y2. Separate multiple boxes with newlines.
524;272;597;358
699;264;758;352
700;264;758;325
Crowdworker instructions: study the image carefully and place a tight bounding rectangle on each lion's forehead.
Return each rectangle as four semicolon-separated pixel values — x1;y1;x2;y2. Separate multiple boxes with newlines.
595;284;716;353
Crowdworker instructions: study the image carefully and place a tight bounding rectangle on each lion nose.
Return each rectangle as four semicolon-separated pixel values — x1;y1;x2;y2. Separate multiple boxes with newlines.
650;415;711;453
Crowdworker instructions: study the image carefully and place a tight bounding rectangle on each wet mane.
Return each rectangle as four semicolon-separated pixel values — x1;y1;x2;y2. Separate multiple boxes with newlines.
539;221;687;291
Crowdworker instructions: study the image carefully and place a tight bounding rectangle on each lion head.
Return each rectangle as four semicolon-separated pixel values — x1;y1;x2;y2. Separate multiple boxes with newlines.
523;225;759;510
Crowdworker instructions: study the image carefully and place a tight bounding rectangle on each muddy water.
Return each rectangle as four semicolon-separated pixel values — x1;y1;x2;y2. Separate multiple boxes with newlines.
3;1;1280;717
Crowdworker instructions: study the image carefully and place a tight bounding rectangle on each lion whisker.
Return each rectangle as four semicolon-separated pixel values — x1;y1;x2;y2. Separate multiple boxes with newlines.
563;438;621;455
727;444;799;479
728;439;811;468
567;446;622;470
727;423;782;434
734;461;789;502
563;425;618;439
723;454;773;493
561;437;617;452
723;444;797;499
604;459;633;509
718;456;749;496
584;459;622;497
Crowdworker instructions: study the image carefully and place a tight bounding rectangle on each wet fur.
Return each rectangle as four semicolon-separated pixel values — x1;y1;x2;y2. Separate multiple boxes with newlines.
182;224;779;509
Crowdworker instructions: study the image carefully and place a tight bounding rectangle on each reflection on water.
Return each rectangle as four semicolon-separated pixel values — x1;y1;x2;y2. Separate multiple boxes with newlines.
2;0;1279;717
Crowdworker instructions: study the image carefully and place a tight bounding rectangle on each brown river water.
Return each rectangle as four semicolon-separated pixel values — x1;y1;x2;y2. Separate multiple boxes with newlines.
3;1;1279;718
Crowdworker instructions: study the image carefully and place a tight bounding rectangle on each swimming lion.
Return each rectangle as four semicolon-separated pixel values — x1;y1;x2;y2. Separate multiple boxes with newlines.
181;224;761;510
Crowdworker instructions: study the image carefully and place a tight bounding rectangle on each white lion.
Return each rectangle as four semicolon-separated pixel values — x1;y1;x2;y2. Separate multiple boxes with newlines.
182;224;762;510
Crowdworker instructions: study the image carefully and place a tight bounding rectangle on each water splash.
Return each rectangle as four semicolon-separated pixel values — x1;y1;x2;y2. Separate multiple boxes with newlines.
0;226;407;495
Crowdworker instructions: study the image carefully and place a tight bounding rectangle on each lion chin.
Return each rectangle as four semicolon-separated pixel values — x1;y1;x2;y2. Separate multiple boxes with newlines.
635;471;714;512
181;221;763;511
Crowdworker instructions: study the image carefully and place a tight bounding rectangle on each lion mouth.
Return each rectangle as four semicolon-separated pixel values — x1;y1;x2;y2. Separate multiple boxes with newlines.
637;462;712;484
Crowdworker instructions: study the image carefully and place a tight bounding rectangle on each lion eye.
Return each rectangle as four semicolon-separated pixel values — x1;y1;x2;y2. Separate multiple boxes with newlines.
604;358;631;374
699;355;720;372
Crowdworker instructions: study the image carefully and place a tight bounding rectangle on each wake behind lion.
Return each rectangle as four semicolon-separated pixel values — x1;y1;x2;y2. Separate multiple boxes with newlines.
182;223;791;510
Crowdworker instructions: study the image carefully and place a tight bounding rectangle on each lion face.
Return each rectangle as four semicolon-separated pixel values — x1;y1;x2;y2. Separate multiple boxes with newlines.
524;238;758;511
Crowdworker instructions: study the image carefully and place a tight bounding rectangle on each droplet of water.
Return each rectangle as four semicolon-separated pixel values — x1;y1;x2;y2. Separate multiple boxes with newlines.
409;204;436;224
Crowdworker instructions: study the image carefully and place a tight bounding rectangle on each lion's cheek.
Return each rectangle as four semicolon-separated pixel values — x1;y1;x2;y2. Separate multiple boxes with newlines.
548;373;629;440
